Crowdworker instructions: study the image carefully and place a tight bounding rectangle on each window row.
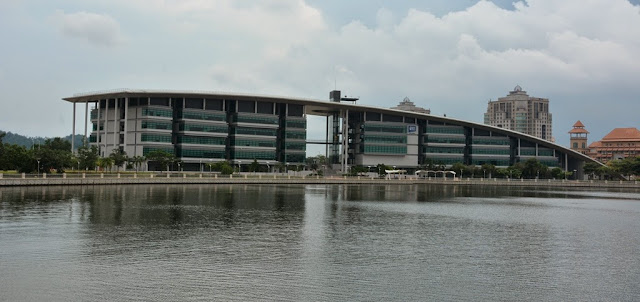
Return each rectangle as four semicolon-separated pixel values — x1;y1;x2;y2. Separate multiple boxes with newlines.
141;133;172;143
178;110;226;121
425;126;465;135
362;124;406;134
471;148;511;155
233;114;279;125
234;127;278;137
141;108;172;118
179;123;228;133
423;147;464;154
143;147;175;156
231;139;277;148
362;145;407;154
363;135;407;144
425;136;466;144
177;136;226;145
177;148;226;159
285;120;306;129
232;150;277;160
141;121;172;130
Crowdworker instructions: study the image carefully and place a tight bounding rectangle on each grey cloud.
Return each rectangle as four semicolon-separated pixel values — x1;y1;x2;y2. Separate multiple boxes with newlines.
52;10;123;47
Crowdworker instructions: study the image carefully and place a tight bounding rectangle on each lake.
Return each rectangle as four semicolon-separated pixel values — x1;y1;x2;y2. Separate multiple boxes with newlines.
1;184;639;301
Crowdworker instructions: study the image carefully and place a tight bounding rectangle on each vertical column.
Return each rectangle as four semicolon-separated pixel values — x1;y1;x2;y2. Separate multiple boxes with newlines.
84;102;89;147
103;99;109;156
341;109;349;173
72;103;76;153
113;98;119;152
123;97;129;155
97;101;101;155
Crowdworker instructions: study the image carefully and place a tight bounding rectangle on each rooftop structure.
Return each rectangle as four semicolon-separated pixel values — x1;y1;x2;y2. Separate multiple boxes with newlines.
569;120;590;155
390;97;430;114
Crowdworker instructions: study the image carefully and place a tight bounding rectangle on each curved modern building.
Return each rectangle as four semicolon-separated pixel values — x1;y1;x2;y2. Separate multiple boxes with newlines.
63;89;597;177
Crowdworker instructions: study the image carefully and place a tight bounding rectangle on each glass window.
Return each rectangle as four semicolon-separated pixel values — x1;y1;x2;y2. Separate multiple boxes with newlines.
143;147;174;156
285;119;306;129
233;114;279;125
363;124;406;134
363;135;407;144
423;147;464;154
141;133;172;143
141;108;173;118
287;104;304;117
232;150;276;160
178;110;226;121
363;145;407;154
234;127;278;136
141;121;172;130
177;136;226;145
285;130;306;140
426;126;465;135
180;123;228;133
177;148;225;159
237;100;254;113
257;102;274;114
232;139;277;148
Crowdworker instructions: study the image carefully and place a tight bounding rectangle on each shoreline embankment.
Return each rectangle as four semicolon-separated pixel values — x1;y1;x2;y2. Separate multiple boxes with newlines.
1;173;638;189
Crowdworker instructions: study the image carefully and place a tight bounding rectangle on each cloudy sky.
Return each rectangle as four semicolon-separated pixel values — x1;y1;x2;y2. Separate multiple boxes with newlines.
1;0;639;154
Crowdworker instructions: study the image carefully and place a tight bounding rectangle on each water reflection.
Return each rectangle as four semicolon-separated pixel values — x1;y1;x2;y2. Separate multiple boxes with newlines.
1;184;639;301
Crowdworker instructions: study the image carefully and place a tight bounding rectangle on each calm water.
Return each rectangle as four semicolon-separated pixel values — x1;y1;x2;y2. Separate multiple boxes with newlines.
1;184;639;301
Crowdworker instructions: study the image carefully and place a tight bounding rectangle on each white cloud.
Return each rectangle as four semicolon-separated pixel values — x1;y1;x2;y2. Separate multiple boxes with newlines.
2;0;639;144
52;10;124;47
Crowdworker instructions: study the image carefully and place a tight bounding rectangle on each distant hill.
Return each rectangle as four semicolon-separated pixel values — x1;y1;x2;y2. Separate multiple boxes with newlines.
0;130;85;150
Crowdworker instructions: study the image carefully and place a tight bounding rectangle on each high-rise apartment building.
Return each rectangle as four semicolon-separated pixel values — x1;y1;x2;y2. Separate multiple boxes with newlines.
484;86;553;141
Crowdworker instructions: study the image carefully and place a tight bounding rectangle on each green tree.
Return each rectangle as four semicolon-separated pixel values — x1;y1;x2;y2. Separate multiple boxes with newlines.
210;161;234;175
44;137;72;152
550;167;565;179
129;156;146;172
77;145;99;170
1;144;33;172
109;149;128;171
97;157;114;172
34;140;73;173
249;159;260;172
146;150;175;171
376;163;392;176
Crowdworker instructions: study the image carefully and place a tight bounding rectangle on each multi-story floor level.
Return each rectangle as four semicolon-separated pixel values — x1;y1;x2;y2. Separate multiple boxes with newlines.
484;86;553;141
65;89;595;177
83;91;306;171
588;127;640;163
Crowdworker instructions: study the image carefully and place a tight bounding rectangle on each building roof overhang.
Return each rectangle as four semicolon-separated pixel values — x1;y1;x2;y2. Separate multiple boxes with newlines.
63;89;600;165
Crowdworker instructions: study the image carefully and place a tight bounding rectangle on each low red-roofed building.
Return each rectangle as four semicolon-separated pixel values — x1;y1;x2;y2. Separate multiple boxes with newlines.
587;127;640;163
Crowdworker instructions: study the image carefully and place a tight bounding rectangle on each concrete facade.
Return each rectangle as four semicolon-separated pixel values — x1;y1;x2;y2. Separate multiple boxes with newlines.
484;86;553;141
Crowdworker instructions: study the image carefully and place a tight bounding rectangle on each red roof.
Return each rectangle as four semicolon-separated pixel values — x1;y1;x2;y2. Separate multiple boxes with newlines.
573;120;585;127
588;141;603;148
569;128;589;134
601;127;640;142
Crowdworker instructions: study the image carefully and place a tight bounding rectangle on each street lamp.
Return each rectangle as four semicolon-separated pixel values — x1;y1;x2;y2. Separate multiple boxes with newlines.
483;169;486;179
178;162;181;172
573;169;577;180
536;170;540;180
460;169;463;180
238;160;242;173
209;159;213;173
199;159;203;173
37;159;40;177
266;161;270;173
77;160;80;171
